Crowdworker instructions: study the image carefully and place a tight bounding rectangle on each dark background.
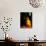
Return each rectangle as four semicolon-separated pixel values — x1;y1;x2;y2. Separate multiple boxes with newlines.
20;12;32;28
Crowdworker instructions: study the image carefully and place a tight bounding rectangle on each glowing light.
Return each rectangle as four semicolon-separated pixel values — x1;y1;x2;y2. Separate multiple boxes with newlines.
6;34;8;37
26;17;32;28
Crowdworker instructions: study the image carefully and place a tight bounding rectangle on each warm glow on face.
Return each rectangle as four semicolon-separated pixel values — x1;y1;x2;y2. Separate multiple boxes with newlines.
26;17;32;28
